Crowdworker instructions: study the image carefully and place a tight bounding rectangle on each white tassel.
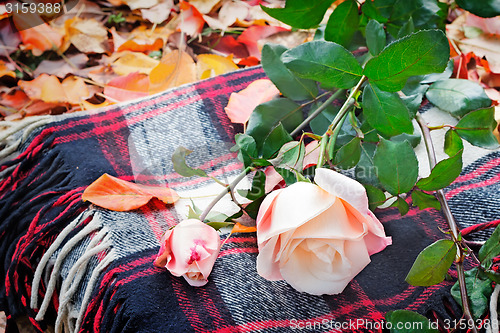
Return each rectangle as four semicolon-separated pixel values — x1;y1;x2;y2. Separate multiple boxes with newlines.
55;232;111;333
31;210;93;310
488;284;500;333
73;252;115;333
35;216;102;321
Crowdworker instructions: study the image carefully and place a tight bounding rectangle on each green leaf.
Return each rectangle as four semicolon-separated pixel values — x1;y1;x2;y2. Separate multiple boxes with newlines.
246;98;303;149
385;310;439;333
400;93;423;118
391;131;421;148
261;123;293;159
233;134;258;167
362;82;414;137
455;0;500;18
411;190;441;210
334;137;362;169
426;79;492;117
244;195;266;219
416;150;463;191
374;137;419;195
260;0;334;29
478;224;500;264
364;184;386;211
309;101;340;136
269;141;305;172
363;30;449;92
391;196;410;215
451;267;494;319
361;0;388;23
187;205;201;219
324;0;359;47
356;142;381;187
206;221;233;230
397;16;414;38
282;41;363;89
172;146;209;178
455;107;500;149
366;19;386;56
261;44;318;101
405;239;457;286
275;167;297;186
237;170;266;201
444;129;464;157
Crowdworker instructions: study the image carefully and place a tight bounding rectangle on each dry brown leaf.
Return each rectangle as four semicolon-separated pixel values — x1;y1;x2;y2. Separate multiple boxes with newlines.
140;0;174;24
64;17;108;54
149;50;197;94
34;54;89;78
111;51;160;75
188;0;221;14
196;54;238;80
108;0;160;10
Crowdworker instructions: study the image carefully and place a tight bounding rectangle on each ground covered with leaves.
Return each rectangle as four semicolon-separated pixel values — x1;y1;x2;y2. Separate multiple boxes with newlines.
0;0;498;123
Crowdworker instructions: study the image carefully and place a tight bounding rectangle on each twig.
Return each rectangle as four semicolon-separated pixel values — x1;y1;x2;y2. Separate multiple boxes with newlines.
416;113;478;333
290;89;345;137
199;166;253;221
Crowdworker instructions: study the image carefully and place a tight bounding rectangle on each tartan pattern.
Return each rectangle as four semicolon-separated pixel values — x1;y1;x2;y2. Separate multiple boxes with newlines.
0;66;498;332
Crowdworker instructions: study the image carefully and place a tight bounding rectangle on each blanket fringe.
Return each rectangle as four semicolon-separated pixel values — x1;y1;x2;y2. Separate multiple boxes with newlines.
30;208;115;333
0;116;52;162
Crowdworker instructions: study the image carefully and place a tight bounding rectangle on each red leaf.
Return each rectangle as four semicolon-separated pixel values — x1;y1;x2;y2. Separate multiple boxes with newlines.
237;25;288;59
224;79;280;124
82;173;179;211
178;1;205;36
104;72;149;102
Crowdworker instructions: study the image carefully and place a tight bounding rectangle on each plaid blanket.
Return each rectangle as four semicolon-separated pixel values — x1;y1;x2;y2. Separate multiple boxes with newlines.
0;66;498;333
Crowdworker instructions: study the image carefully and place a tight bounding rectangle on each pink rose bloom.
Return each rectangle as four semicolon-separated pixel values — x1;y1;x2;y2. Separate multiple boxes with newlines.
256;168;392;295
154;219;221;287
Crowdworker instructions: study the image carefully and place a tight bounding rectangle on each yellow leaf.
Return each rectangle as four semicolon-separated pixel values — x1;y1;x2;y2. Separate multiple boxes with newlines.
65;17;108;54
149;50;197;94
0;60;15;78
196;54;239;80
112;51;160;76
61;76;91;104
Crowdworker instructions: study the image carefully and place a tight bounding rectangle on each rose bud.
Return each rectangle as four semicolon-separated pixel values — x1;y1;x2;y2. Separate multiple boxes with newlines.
154;219;221;287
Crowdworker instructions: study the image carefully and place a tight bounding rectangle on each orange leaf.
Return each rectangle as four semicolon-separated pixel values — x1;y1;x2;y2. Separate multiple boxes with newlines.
224;79;280;124
117;38;164;53
149;50;196;94
237;25;288;59
178;1;205;36
0;88;30;110
82;173;179;211
14;14;63;56
104;72;149;102
19;74;91;104
0;60;15;78
231;222;257;234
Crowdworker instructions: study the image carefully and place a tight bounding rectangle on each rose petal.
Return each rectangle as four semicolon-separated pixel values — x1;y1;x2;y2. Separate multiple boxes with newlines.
280;239;371;295
314;168;369;215
257;182;335;243
256;236;283;280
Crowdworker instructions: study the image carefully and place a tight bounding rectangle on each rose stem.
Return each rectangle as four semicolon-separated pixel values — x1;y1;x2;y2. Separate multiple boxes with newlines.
416;113;477;333
290;89;345;137
317;76;366;167
199;166;254;222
